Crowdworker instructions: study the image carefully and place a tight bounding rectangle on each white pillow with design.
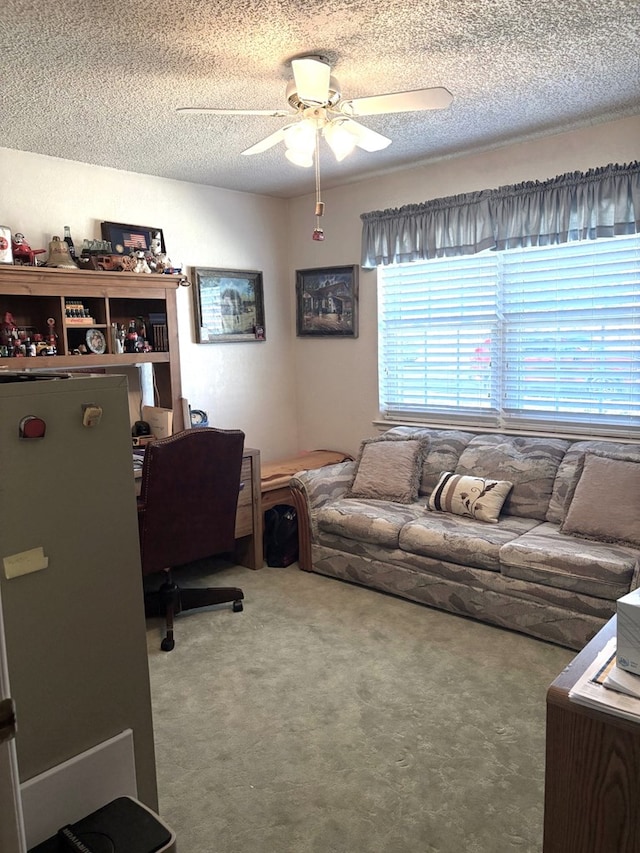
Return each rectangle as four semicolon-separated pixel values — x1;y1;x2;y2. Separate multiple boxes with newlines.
428;471;513;523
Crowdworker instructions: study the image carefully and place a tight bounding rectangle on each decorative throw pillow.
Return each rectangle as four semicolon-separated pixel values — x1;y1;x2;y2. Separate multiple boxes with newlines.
561;454;640;546
428;472;513;523
348;436;426;503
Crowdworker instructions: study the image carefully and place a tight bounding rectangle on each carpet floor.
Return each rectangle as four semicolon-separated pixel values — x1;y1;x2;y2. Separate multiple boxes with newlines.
145;561;573;853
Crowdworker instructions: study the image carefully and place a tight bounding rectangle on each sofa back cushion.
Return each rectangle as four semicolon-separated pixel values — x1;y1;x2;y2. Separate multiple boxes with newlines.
455;435;570;520
547;439;640;524
383;426;476;495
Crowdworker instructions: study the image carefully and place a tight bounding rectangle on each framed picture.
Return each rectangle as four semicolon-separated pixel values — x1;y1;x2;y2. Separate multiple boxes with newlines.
0;225;13;264
296;265;358;337
100;221;165;256
193;267;265;343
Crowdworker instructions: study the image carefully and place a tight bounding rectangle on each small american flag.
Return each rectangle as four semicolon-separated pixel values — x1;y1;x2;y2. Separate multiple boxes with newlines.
124;232;148;250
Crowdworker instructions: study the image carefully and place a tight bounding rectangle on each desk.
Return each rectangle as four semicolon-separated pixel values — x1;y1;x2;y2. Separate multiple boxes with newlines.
260;449;352;512
543;616;640;852
135;445;263;570
234;448;263;570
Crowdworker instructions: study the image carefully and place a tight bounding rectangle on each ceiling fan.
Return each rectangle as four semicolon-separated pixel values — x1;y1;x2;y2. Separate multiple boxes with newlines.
178;54;452;163
178;55;453;239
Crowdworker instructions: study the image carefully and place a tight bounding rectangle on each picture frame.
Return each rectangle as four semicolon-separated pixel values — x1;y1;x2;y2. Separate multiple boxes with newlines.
100;221;165;256
296;265;358;337
0;225;13;264
192;267;265;343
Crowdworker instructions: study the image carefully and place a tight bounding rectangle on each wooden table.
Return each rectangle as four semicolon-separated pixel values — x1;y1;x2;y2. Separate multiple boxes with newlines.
233;447;262;570
543;616;640;852
260;449;352;512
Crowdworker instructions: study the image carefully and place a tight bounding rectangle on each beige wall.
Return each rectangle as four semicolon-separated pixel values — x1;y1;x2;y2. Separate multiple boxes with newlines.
2;115;639;463
288;115;640;458
0;148;296;461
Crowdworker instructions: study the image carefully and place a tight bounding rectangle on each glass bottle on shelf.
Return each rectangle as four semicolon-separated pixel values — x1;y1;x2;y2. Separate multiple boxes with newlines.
125;319;138;353
63;226;76;261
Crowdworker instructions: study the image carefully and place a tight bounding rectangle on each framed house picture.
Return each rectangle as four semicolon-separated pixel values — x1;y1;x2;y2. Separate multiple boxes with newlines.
193;267;265;343
100;221;165;256
296;265;358;337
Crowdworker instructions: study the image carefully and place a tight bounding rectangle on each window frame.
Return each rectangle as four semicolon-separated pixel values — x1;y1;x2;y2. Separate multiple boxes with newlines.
377;234;640;440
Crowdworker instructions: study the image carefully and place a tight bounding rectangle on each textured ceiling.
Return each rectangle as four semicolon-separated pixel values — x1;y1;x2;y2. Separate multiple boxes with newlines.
1;0;639;199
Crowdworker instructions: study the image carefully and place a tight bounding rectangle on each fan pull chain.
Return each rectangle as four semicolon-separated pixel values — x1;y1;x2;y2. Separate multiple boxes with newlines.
312;124;325;241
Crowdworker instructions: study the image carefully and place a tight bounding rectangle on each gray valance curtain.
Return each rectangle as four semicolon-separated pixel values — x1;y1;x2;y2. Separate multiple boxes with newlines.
360;161;640;268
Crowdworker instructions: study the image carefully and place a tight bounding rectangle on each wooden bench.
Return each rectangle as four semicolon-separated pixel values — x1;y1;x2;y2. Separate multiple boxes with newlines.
260;449;352;512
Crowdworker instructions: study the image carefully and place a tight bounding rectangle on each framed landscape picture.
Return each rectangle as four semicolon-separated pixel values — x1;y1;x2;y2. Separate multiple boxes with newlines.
193;267;265;343
296;265;358;337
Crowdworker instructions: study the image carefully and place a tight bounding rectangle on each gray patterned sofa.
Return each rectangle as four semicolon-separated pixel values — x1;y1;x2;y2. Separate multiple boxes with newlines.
290;427;640;650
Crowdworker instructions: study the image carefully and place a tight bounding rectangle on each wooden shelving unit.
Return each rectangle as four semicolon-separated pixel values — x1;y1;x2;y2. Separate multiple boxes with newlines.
0;264;186;430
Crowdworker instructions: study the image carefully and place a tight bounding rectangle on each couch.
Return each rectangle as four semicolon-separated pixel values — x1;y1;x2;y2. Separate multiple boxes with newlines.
290;427;640;649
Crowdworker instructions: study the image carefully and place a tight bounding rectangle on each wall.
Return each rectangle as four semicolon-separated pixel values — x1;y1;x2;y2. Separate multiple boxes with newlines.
287;115;640;458
0;148;296;461
2;115;639;463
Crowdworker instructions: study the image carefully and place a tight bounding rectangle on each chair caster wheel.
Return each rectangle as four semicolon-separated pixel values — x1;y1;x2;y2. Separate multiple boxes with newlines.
232;600;243;612
161;636;175;652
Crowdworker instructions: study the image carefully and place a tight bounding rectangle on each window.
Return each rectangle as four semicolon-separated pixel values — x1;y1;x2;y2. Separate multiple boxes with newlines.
378;234;640;438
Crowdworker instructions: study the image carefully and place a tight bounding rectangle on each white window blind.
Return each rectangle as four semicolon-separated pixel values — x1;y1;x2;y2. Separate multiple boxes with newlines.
378;234;640;437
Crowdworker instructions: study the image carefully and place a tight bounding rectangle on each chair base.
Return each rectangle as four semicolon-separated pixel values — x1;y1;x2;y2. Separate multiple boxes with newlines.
144;578;244;651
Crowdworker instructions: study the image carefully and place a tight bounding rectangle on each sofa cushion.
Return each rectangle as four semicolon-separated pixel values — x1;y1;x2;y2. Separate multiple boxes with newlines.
399;514;540;571
348;435;426;503
547;439;640;524
500;522;638;600
316;499;426;548
427;472;513;523
455;435;570;520
561;454;640;546
382;427;476;495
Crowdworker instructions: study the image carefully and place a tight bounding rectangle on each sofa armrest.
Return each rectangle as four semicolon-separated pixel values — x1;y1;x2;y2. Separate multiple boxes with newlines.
290;461;355;571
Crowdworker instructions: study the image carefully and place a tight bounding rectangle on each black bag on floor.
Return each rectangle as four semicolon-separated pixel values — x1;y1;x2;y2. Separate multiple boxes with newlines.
264;504;299;567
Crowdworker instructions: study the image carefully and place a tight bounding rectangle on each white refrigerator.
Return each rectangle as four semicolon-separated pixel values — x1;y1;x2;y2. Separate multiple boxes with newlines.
0;372;157;850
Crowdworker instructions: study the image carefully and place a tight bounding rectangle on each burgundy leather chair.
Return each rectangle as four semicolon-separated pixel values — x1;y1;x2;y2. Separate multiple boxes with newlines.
137;427;246;651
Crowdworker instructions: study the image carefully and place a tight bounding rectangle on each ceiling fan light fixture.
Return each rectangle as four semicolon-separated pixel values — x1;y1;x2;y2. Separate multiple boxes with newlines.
285;148;314;168
324;120;357;162
284;120;315;150
283;120;316;167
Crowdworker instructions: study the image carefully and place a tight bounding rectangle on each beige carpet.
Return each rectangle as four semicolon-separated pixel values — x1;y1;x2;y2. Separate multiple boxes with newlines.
145;561;573;853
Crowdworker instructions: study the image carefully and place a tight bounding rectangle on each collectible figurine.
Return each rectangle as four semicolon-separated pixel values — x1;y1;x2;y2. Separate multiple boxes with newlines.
12;233;46;266
131;249;151;274
147;232;171;273
1;311;18;349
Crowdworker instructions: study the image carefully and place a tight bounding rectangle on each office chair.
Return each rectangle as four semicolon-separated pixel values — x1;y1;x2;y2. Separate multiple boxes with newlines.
137;427;246;651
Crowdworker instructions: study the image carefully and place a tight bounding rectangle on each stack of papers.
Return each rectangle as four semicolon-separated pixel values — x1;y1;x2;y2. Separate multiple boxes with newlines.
569;637;640;722
603;660;640;699
133;448;146;474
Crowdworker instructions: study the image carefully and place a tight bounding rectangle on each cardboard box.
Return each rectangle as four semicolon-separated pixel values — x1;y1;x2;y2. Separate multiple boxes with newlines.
617;587;640;673
141;405;173;440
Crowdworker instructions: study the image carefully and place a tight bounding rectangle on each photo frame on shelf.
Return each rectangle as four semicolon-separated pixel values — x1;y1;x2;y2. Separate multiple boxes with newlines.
100;221;165;256
0;225;13;264
296;265;358;337
192;267;265;343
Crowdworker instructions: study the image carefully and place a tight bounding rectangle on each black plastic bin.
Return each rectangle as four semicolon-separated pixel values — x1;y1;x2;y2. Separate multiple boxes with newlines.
264;504;299;567
28;797;176;852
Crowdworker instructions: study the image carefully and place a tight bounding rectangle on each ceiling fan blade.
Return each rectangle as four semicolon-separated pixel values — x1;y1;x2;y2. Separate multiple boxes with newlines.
342;119;392;152
241;127;290;156
177;107;292;117
340;87;453;117
291;56;331;105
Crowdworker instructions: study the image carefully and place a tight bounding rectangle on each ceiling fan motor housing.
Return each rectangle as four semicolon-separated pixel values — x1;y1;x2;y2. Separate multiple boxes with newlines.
286;76;341;110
